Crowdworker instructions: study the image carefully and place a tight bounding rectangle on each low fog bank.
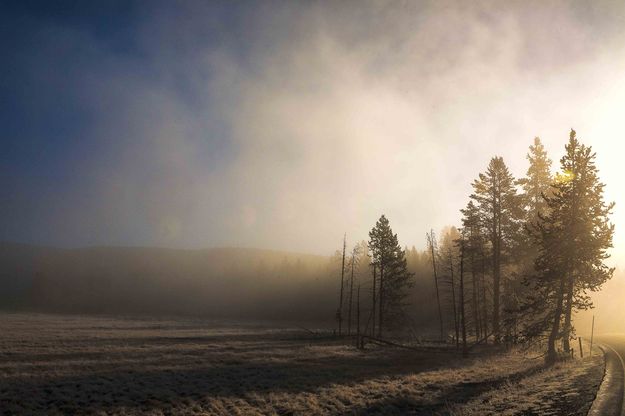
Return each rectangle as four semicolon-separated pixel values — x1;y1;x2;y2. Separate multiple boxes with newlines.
0;243;334;322
0;243;439;329
576;267;625;336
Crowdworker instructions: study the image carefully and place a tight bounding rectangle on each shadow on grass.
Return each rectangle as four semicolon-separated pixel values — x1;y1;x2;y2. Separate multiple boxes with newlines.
351;363;546;415
1;335;464;415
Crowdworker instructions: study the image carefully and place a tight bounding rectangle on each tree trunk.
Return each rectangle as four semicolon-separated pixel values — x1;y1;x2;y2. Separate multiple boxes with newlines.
480;246;488;342
338;234;346;336
378;264;384;337
547;276;566;365
428;231;444;341
449;248;459;348
471;250;480;341
493;204;501;344
460;238;468;357
356;285;361;348
371;265;377;337
347;254;355;335
562;275;574;353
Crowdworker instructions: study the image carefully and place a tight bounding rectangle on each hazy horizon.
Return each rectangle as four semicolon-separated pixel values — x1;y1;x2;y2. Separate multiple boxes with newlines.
3;1;625;265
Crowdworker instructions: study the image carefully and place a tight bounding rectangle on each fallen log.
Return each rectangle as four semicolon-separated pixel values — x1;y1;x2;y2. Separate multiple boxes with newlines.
360;335;452;353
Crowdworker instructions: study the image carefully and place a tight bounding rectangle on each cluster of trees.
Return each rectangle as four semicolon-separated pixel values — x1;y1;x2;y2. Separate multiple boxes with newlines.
427;131;614;362
336;130;614;363
335;216;414;338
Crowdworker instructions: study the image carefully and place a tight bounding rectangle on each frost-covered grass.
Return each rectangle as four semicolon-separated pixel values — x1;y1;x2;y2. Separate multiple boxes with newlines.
451;348;603;416
0;313;602;415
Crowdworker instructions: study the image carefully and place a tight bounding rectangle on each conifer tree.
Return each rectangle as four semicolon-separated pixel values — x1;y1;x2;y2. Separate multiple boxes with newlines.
531;130;614;363
470;157;522;343
518;137;553;224
368;215;414;334
559;130;614;353
513;138;554;342
461;201;485;341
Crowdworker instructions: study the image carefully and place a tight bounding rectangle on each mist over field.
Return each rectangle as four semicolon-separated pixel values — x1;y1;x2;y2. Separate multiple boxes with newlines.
3;1;625;415
0;243;443;330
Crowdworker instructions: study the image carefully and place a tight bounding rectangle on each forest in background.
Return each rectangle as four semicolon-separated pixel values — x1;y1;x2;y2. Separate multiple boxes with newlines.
0;242;437;327
0;130;616;363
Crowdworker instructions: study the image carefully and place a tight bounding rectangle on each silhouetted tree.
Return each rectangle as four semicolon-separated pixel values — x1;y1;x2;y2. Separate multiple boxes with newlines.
530;130;614;364
512;138;554;344
426;229;444;341
560;131;614;353
470;157;522;343
368;215;414;335
347;244;363;335
439;226;460;346
337;234;346;335
461;201;486;341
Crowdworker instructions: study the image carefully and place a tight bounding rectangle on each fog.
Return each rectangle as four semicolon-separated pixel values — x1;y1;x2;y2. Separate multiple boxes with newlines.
3;2;625;260
7;5;625;415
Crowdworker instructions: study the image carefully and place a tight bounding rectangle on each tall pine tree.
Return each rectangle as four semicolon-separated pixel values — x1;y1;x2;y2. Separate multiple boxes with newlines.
532;130;614;363
514;138;554;343
470;157;522;343
518;137;553;224
368;215;414;335
559;130;614;353
461;201;487;341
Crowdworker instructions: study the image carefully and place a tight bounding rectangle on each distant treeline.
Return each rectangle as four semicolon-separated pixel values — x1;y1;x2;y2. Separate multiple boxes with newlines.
0;243;437;326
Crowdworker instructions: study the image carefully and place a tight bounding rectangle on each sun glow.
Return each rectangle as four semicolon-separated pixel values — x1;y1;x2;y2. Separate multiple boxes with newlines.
555;169;575;184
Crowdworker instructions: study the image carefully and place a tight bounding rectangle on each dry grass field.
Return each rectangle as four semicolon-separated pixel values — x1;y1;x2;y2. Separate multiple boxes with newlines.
0;313;603;415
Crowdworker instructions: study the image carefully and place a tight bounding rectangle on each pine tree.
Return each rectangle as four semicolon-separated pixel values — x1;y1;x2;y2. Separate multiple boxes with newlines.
518;137;553;224
461;201;485;341
559;130;614;353
531;130;614;363
514;138;554;343
470;157;522;343
368;215;414;335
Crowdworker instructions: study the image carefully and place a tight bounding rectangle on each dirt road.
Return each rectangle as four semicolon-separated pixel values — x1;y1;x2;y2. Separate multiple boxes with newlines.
589;335;625;416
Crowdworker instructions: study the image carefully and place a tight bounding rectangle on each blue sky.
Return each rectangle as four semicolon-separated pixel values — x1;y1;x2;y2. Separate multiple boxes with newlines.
1;0;244;246
2;1;625;262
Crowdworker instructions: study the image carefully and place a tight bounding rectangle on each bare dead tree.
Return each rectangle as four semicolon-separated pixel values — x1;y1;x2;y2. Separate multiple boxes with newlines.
427;230;444;341
347;246;357;335
356;284;361;348
337;233;346;336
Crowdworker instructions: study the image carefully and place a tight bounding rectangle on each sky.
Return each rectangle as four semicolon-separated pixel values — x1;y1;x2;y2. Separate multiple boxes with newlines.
2;0;625;264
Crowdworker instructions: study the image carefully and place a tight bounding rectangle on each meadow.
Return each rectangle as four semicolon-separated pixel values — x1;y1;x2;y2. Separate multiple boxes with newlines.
0;313;602;415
